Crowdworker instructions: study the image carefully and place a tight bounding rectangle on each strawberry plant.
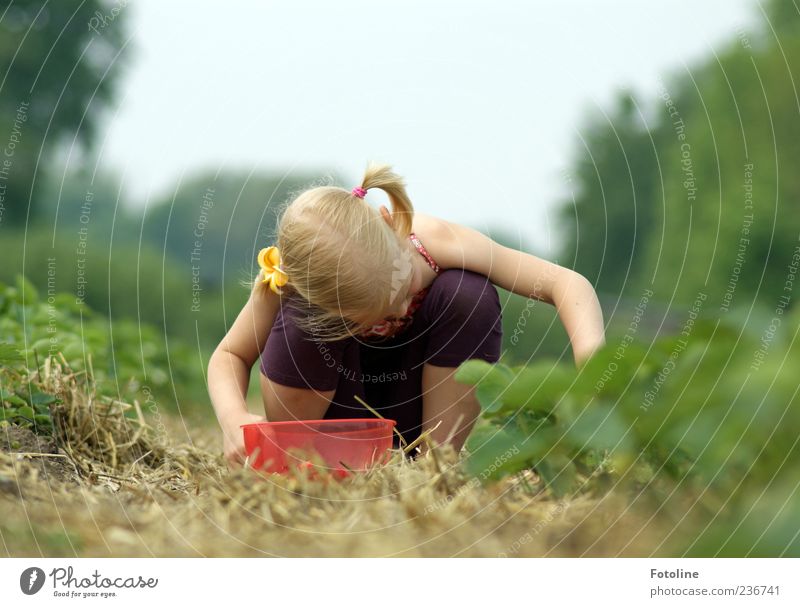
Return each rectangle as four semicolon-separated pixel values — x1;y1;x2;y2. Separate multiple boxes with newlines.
0;275;207;428
456;309;800;502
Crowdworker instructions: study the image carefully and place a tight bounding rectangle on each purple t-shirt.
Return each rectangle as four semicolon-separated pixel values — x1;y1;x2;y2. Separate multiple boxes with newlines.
260;267;503;446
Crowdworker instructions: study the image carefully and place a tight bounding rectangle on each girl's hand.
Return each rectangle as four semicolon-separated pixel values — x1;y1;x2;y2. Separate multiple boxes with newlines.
222;412;266;470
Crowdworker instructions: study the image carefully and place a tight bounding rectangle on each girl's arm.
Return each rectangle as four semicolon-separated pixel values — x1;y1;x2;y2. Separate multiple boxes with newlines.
207;277;280;466
431;219;606;366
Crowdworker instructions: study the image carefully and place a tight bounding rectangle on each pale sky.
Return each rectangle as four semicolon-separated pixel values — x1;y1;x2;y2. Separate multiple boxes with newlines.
100;0;759;255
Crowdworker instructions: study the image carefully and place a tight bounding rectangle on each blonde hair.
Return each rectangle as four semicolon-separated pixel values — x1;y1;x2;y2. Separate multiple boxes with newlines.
266;161;415;342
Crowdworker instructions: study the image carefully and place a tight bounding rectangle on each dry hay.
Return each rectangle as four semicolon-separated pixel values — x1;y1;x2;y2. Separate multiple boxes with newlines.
0;357;679;557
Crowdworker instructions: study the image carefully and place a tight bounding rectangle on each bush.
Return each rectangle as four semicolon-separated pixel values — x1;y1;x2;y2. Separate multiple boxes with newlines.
456;310;800;504
0;275;207;416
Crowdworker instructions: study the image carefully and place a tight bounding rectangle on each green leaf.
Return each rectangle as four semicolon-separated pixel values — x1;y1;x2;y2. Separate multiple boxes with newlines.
535;454;578;498
30;337;53;353
564;405;634;453
15;274;39;305
465;423;559;482
0;342;24;364
573;340;650;398
454;359;495;385
34;414;53;427
502;362;576;414
15;405;35;420
30;392;57;406
2;394;27;407
464;419;501;450
61;341;85;360
455;360;516;414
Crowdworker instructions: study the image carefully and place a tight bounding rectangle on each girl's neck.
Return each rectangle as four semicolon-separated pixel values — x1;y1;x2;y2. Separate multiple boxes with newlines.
403;234;437;293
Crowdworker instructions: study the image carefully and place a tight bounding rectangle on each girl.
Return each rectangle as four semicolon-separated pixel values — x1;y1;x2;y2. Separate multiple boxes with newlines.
207;163;606;468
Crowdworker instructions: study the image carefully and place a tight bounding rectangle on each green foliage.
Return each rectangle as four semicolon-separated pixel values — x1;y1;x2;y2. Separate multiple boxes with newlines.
456;313;800;506
0;380;57;433
557;0;800;313
140;171;323;286
0;227;236;352
0;342;25;365
556;91;659;297
681;477;800;557
540;3;800;552
497;286;572;365
0;275;207;414
0;0;129;224
3;169;342;352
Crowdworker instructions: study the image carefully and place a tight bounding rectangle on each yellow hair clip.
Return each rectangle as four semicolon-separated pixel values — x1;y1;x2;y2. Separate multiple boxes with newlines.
257;245;289;295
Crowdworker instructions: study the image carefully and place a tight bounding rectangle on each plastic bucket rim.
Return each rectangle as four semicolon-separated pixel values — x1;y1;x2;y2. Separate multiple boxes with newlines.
240;418;397;430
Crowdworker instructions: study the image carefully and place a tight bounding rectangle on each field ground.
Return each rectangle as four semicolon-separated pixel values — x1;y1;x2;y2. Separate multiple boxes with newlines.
0;362;704;558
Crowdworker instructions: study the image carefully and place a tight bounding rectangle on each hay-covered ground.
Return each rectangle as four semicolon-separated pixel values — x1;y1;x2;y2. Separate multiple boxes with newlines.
0;360;688;557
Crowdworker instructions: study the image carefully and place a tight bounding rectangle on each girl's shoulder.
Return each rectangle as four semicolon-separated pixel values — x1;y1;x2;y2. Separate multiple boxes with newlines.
410;212;464;272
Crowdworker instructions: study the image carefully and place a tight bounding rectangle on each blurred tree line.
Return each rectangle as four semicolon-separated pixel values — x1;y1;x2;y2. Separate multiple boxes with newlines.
0;0;126;225
1;168;327;350
557;0;800;334
0;5;334;354
4;0;800;373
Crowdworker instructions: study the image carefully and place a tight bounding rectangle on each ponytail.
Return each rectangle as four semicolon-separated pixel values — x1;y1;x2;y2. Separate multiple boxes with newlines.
354;161;414;237
265;161;417;341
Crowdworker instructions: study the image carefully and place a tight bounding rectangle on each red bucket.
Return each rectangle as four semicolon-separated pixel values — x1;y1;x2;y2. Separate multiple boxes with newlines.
241;418;396;476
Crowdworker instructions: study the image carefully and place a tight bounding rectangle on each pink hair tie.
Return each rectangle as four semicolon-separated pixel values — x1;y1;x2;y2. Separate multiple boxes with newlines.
351;186;368;199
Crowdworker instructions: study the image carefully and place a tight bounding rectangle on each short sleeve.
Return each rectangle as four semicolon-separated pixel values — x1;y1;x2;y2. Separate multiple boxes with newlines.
260;301;350;391
422;269;503;367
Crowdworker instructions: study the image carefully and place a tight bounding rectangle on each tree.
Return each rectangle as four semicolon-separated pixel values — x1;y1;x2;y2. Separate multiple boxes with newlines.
0;0;128;225
556;89;659;297
557;0;800;317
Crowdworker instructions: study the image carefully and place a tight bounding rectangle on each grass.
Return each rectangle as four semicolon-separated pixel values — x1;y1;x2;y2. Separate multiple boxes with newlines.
0;356;690;557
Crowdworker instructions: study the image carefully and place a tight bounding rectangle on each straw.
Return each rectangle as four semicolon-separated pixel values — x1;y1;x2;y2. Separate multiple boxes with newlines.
402;420;443;455
353;394;408;449
0;356;670;557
